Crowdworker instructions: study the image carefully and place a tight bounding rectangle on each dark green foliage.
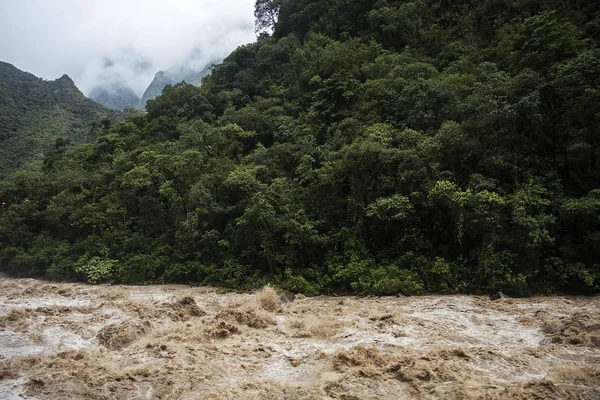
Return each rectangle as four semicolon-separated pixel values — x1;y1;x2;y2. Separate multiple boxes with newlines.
0;62;114;178
1;0;599;295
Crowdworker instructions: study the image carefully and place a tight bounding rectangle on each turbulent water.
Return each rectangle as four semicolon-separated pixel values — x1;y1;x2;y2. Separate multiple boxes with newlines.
0;275;599;399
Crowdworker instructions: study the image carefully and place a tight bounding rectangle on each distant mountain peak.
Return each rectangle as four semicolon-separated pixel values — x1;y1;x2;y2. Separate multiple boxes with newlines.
57;74;73;82
0;63;112;178
89;82;141;110
139;62;214;109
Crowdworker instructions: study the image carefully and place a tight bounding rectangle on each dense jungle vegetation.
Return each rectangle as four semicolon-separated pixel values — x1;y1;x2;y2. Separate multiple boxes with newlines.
1;0;599;295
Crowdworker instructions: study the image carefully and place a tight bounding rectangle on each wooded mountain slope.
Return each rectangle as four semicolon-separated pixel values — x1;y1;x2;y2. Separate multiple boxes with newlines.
1;0;599;295
0;62;112;178
140;64;213;109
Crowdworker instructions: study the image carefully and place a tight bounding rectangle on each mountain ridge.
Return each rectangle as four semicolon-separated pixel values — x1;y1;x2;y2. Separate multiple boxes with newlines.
88;62;214;110
139;63;213;109
89;83;141;110
0;61;113;178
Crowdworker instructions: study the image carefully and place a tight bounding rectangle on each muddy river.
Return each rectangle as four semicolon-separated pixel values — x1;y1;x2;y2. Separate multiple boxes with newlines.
0;275;598;399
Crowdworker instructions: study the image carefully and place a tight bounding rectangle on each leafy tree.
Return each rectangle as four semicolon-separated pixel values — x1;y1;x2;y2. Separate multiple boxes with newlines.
255;0;282;33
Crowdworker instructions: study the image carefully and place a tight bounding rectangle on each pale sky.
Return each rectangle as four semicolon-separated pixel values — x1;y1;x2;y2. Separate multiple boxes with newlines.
0;0;256;95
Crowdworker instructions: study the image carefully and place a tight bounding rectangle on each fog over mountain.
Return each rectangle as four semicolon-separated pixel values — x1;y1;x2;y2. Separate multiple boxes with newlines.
0;0;256;99
89;83;140;110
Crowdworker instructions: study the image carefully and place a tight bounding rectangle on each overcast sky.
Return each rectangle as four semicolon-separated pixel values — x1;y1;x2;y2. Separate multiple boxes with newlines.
0;0;256;95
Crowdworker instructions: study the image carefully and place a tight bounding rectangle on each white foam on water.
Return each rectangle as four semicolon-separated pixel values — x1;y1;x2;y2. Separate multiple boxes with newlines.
0;297;92;310
0;331;44;358
0;377;29;400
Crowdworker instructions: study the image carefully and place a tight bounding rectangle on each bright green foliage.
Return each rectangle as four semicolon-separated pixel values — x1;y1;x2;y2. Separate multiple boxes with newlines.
75;255;118;283
1;0;599;295
366;194;412;220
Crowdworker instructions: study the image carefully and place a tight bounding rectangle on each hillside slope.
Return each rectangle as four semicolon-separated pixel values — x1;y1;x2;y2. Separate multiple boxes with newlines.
0;62;112;178
0;1;599;295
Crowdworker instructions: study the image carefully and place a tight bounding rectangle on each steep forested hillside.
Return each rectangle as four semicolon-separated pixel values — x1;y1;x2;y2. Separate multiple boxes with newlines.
1;0;599;295
0;62;113;178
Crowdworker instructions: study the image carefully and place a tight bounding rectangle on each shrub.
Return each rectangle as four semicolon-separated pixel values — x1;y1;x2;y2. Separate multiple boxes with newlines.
283;275;319;295
365;266;425;296
117;254;159;283
75;255;117;283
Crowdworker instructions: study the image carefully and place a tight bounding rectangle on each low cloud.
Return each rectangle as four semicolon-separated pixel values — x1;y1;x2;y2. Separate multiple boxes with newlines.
0;0;256;95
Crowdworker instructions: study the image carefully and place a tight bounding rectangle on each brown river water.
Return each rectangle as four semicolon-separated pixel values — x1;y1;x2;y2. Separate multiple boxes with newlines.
0;275;599;399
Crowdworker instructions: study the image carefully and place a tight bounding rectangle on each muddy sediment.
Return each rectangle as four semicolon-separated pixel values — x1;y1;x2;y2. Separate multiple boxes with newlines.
0;275;599;399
